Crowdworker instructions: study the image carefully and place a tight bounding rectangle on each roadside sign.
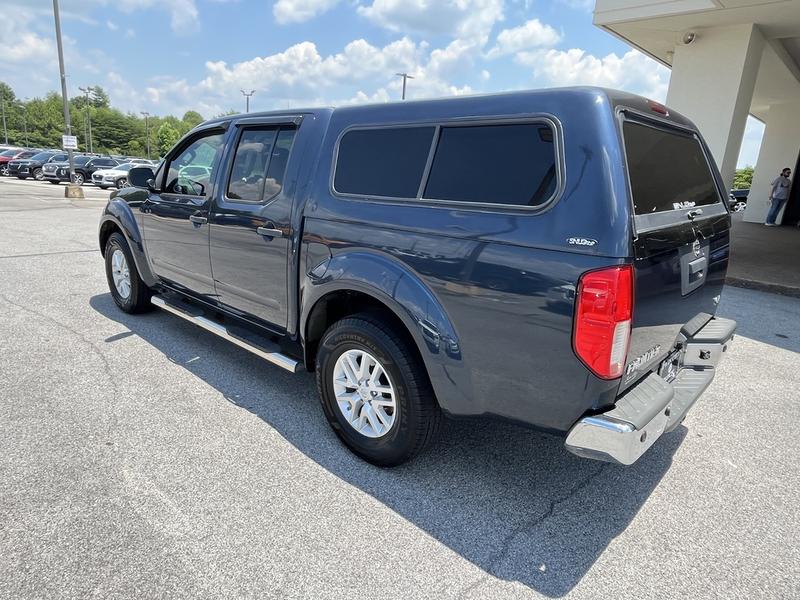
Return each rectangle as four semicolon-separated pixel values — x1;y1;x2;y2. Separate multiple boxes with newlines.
62;135;78;150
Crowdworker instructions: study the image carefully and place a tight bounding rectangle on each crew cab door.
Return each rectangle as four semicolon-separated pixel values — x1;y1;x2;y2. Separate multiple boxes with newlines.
619;113;731;390
208;117;301;330
140;127;226;296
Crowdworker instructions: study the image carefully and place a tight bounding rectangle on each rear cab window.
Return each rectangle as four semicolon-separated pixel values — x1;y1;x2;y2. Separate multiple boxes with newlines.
227;125;297;202
622;120;722;218
333;121;558;208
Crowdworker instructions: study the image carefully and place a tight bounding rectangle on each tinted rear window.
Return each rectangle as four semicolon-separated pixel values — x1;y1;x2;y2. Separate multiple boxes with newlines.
334;127;435;198
423;123;557;206
623;121;720;214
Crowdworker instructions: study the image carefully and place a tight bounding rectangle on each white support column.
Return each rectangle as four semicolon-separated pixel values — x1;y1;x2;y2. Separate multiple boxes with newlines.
744;102;800;223
666;24;764;189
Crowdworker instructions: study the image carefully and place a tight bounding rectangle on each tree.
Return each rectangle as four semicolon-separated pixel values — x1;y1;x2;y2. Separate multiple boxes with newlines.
734;166;754;190
182;110;204;131
157;122;180;156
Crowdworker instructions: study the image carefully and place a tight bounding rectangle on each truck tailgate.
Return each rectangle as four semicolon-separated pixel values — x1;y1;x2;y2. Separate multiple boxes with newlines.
619;115;731;392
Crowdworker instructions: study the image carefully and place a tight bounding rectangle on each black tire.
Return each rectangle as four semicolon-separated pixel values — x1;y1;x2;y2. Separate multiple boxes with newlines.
32;168;43;181
49;180;60;184
17;176;27;180
72;172;84;185
98;185;108;190
104;232;152;313
116;177;128;189
0;166;7;176
316;314;441;466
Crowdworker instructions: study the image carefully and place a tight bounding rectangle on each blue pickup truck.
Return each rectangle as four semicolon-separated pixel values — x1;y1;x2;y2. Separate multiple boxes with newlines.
98;87;736;467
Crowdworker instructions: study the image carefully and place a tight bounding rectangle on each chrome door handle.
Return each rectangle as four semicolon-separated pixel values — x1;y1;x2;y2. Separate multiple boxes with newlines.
189;214;208;225
257;225;284;238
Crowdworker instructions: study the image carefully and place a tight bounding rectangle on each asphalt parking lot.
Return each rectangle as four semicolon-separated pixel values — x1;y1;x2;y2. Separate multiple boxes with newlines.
0;176;798;600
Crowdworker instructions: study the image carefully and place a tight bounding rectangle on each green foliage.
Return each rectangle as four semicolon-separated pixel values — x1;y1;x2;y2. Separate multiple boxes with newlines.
0;80;203;157
733;166;753;190
157;122;181;157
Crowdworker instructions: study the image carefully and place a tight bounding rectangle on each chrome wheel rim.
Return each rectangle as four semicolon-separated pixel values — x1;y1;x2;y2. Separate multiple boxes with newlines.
72;173;83;185
33;169;43;181
332;349;397;438
110;249;131;299
117;178;127;189
733;202;747;212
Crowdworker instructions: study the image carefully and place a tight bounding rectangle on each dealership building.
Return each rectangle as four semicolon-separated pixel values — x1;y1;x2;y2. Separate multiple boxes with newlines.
594;0;800;226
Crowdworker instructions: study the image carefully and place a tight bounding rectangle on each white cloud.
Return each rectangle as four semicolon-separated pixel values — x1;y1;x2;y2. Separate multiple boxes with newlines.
106;20;119;31
487;18;561;58
358;0;504;43
522;48;670;101
273;0;340;24
117;0;200;33
0;15;55;64
557;0;594;10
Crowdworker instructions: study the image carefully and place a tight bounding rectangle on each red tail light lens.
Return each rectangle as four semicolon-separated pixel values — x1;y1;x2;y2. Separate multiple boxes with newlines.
573;265;634;379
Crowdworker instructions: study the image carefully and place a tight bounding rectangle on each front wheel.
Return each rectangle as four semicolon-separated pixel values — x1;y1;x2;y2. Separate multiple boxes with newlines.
32;168;43;181
104;232;152;313
49;180;60;185
0;166;7;176
116;177;128;189
71;172;84;185
316;314;441;466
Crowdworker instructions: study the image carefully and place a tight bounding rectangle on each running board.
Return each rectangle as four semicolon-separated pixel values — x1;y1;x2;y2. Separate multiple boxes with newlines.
151;295;302;373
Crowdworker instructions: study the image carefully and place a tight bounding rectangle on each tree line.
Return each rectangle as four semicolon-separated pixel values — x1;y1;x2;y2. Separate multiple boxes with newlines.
0;81;224;158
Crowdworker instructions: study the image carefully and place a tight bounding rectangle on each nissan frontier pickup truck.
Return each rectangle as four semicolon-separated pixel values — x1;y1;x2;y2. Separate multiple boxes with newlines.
98;87;736;467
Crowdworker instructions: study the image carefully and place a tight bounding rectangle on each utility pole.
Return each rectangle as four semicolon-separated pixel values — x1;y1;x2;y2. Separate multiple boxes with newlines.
21;106;28;147
52;0;77;189
78;86;94;153
0;94;7;145
140;111;150;159
395;73;414;100
240;89;255;113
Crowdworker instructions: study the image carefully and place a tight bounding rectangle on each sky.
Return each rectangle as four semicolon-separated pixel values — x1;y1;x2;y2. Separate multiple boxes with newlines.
0;0;762;166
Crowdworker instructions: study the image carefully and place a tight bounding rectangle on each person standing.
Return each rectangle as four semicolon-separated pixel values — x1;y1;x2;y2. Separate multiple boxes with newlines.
765;167;792;226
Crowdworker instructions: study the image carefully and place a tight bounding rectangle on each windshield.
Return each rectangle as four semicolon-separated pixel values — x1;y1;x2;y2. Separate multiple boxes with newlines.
17;151;37;159
623;120;721;214
114;163;134;171
30;152;55;161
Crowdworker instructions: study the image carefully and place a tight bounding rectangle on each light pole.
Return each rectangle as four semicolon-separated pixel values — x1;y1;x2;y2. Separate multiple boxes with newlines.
140;111;150;159
78;86;95;153
20;103;28;147
395;72;414;100
52;0;77;188
240;89;255;113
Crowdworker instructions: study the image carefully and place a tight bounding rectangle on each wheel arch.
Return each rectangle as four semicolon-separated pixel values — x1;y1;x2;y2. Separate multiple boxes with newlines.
301;251;473;416
98;200;157;286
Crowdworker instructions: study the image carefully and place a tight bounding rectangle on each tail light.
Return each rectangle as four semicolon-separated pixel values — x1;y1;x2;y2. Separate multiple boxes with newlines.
573;265;634;379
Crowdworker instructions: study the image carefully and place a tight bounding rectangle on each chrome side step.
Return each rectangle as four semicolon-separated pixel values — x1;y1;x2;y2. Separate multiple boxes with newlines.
151;295;302;373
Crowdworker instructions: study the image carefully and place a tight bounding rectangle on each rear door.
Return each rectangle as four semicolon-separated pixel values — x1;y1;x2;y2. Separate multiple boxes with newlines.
620;113;731;390
208;117;301;330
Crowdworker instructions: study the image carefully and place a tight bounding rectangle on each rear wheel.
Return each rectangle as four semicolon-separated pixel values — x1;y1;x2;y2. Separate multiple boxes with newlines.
17;176;27;180
32;168;43;181
0;166;7;176
316;314;441;466
104;232;152;313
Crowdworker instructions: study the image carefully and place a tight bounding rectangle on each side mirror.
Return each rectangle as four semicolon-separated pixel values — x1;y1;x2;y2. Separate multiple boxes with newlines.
128;166;155;189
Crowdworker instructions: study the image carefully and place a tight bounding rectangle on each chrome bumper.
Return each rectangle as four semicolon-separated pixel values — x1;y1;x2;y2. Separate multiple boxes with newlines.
565;317;736;465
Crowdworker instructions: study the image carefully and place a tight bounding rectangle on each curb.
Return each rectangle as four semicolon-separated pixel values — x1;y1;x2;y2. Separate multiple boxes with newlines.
725;277;800;298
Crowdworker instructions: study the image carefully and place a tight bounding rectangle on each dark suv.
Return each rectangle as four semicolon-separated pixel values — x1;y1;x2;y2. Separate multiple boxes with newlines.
45;156;120;185
8;151;68;180
0;150;38;176
99;88;736;467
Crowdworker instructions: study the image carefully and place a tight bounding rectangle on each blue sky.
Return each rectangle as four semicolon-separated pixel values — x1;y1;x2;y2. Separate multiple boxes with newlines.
1;0;762;165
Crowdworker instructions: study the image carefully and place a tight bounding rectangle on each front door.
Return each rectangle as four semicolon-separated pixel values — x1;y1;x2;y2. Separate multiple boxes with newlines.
141;128;226;296
208;118;300;330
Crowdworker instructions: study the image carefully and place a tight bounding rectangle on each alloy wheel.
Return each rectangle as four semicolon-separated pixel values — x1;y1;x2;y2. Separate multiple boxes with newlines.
332;349;397;438
110;249;131;299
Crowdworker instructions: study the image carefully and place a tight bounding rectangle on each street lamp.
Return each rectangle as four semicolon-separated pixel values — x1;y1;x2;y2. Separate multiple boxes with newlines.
395;72;414;100
78;85;95;153
52;0;78;192
0;93;7;145
240;89;255;113
140;111;150;159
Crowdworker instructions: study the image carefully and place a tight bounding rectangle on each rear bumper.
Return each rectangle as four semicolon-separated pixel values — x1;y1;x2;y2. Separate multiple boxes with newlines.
565;316;736;465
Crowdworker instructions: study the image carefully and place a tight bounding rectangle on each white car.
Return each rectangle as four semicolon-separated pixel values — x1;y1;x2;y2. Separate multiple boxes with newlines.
91;163;135;189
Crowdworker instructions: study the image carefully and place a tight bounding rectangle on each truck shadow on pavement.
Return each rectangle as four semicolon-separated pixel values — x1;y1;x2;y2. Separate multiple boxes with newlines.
91;293;686;598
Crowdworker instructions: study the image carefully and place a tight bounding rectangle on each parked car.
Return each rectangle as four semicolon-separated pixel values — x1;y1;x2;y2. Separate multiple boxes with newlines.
728;189;749;212
0;149;38;176
8;151;69;180
128;158;158;166
92;162;136;189
46;156;120;185
99;88;736;467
